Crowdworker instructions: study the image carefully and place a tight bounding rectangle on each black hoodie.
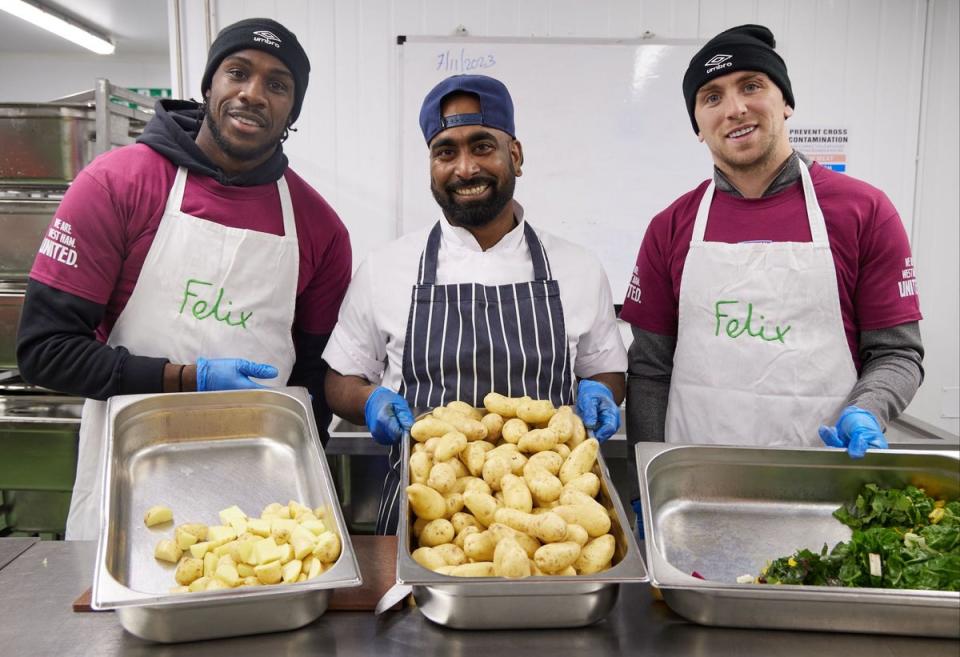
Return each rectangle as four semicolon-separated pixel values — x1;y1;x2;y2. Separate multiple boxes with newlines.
137;99;288;186
16;100;333;442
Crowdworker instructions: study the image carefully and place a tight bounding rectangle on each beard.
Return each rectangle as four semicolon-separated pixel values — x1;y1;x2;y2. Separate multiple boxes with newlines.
205;107;279;163
431;169;516;228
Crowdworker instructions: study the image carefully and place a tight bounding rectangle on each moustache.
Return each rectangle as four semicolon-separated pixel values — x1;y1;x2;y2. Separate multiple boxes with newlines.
445;176;497;194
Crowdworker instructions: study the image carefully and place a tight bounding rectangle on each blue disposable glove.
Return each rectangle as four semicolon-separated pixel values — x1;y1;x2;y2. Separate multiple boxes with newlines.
818;406;888;459
575;379;620;442
196;358;278;391
364;387;414;446
631;498;645;541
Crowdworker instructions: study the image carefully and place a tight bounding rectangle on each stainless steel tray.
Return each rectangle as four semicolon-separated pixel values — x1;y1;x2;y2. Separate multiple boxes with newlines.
91;387;362;643
397;434;648;629
635;443;960;637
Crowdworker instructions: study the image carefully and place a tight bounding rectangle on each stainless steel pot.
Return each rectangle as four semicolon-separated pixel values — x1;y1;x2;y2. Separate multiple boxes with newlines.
0;105;96;184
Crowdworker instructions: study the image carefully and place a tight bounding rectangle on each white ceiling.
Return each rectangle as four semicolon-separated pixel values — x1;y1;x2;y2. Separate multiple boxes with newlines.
0;0;168;54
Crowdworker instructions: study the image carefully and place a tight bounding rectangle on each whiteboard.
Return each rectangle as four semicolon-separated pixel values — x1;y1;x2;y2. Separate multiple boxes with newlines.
398;36;712;302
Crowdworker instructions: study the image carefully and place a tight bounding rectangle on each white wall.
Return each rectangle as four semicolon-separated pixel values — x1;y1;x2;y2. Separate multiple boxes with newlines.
173;0;958;434
905;0;960;436
0;52;170;102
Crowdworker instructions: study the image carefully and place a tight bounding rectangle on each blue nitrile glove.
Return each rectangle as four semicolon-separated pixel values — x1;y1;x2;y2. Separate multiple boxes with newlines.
364;387;415;446
196;358;278;391
631;498;645;541
818;406;888;459
575;379;620;443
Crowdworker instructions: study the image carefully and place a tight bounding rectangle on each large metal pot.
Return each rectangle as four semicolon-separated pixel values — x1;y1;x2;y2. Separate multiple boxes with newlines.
0;105;96;184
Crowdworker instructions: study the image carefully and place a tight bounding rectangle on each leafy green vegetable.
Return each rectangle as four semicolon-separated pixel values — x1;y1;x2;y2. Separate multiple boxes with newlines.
756;484;959;591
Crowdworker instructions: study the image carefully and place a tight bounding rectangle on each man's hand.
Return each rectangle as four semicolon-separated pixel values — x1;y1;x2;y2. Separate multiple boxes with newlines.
575;379;620;442
364;387;414;446
196;358;278;391
818;406;888;459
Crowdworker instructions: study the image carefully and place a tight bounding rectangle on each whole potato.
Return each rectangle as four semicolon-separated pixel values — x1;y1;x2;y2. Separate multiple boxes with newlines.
411;417;455;442
547;406;575;442
419;519;455;547
433;542;467;566
551;504;611;538
412;546;447;571
574;534;616;574
526;450;564;476
501;418;529;444
494;537;532;578
463;530;497;561
462;491;500;527
409;450;433;485
443;492;464;517
483;392;520;418
407;484;447;520
500;473;533;513
523;464;563;505
480;412;504;441
445;400;484;421
518;428;559;454
450;511;481;534
434;431;468;462
462;442;489;477
534;541;582;574
427;462;457;494
559;438;599;485
447;562;496;577
562;472;601;498
432;408;488;441
454;525;480;549
517;398;557;425
482;454;511;491
487;522;541;558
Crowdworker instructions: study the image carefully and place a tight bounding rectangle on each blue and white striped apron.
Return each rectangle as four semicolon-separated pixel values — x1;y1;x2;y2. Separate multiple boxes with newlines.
375;220;574;534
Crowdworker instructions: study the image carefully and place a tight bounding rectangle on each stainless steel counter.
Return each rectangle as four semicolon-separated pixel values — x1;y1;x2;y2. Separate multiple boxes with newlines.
0;540;956;656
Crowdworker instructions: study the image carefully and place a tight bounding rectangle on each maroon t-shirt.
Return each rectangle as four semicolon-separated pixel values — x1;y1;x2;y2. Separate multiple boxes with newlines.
29;144;352;342
620;163;921;368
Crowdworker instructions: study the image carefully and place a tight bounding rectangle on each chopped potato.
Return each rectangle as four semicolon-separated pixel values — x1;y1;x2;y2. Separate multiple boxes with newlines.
148;499;342;594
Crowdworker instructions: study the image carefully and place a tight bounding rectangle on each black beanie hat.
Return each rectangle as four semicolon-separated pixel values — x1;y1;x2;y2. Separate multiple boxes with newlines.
201;18;311;124
682;24;794;134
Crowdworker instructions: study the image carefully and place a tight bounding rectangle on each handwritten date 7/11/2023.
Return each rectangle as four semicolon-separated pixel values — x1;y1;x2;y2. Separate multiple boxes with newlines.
436;49;496;72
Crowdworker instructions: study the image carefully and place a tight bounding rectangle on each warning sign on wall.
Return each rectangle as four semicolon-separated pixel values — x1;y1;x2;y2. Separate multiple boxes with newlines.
788;126;849;173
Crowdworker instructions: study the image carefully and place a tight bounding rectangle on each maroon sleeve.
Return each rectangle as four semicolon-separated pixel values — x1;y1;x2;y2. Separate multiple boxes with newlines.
620;212;680;336
28;165;127;305
854;193;922;330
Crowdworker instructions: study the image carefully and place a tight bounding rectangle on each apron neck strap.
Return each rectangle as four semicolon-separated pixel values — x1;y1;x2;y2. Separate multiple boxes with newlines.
164;167;190;216
691;163;829;246
417;220;553;285
163;168;298;241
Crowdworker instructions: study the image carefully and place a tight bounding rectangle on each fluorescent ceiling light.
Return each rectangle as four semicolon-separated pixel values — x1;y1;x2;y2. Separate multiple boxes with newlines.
0;0;115;54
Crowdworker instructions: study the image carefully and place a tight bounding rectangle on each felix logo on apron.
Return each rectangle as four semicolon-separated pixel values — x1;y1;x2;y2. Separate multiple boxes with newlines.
713;299;791;344
179;278;254;328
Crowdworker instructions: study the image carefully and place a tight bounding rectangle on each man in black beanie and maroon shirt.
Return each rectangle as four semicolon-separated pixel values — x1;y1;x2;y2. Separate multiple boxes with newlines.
621;24;923;529
17;17;351;540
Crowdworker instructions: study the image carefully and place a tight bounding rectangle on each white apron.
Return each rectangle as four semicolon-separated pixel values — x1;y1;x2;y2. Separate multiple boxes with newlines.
665;163;857;446
65;167;299;539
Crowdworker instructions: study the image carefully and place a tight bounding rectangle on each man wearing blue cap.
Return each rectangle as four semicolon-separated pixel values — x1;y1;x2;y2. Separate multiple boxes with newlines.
323;74;627;534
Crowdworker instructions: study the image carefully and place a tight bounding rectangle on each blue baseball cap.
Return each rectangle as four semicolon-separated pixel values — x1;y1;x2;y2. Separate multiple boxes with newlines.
419;74;516;144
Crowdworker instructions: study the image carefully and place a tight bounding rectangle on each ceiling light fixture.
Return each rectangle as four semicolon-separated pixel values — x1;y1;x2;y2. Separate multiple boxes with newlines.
0;0;115;55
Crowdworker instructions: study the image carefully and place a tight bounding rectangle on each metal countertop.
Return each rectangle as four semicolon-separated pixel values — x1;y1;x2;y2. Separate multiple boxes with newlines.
0;540;956;657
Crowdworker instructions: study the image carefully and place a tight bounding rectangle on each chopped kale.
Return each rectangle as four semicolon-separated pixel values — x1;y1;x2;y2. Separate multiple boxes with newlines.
756;484;959;591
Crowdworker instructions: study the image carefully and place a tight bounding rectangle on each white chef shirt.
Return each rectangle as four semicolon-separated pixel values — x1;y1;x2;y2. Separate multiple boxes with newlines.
324;208;627;392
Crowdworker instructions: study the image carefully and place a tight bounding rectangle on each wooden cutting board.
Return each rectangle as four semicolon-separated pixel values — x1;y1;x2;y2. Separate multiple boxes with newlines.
73;534;400;613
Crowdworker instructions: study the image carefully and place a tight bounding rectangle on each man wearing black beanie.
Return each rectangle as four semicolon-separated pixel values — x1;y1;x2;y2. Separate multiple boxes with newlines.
620;24;923;523
17;17;351;540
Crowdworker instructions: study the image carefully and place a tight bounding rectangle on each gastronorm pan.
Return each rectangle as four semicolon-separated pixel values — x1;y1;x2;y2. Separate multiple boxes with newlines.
396;434;648;629
91;387;362;643
635;443;960;637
